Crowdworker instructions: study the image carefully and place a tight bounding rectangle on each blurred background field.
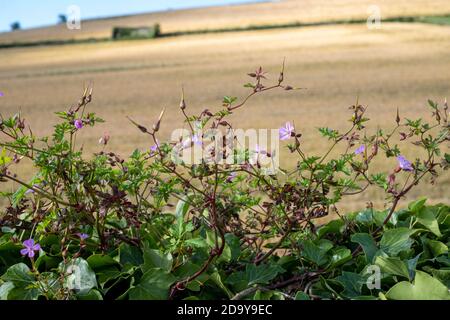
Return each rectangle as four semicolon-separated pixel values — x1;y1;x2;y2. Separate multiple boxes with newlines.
0;0;449;212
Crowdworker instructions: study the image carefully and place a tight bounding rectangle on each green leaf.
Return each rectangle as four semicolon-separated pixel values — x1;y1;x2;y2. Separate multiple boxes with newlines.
210;272;233;299
7;286;40;300
375;256;410;280
328;247;352;269
128;268;176;300
76;289;104;300
0;282;15;300
335;272;367;298
351;233;378;263
225;233;241;261
407;253;421;280
1;263;35;287
317;219;345;239
422;267;450;287
0;242;22;271
386;271;450;300
245;264;284;286
380;228;414;256
295;291;310;300
87;254;120;271
408;197;427;213
184;238;208;249
119;243;143;267
142;248;173;273
416;207;442;237
175;197;190;218
301;240;331;266
424;239;448;257
60;258;97;295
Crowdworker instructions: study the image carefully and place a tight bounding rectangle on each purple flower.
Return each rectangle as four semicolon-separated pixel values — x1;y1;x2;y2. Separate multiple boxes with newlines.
74;119;83;130
226;172;237;183
150;139;159;154
192;134;202;146
20;239;41;258
0;92;4;97
279;122;294;141
355;145;365;155
397;155;413;171
77;233;89;240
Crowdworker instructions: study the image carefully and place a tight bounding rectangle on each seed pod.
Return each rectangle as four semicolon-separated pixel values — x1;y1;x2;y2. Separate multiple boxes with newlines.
180;88;186;110
396;108;400;125
152;108;165;132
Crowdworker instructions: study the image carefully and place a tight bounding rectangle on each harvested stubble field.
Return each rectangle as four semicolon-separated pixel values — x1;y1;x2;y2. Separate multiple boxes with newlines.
1;0;450;44
0;3;449;212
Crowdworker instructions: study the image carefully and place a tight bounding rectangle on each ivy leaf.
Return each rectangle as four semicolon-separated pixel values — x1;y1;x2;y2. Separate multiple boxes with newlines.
380;228;414;256
128;268;176;300
416;207;442;237
300;240;332;266
119;243;143;268
1;263;35;287
351;233;378;263
328;247;352;269
335;272;367;298
408;197;427;213
6;287;40;300
60;258;97;295
386;271;450;300
142;247;173;273
210;272;233;299
245;264;284;286
423;239;448;258
0;282;15;300
375;256;410;280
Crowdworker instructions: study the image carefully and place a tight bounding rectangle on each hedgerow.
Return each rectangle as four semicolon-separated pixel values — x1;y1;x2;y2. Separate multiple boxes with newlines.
0;65;449;300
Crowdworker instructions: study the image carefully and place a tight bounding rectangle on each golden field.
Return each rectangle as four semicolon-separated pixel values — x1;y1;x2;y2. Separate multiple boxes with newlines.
1;0;450;44
0;1;449;212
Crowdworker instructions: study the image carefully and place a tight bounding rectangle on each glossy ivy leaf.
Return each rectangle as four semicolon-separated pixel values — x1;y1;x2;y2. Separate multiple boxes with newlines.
128;268;176;300
380;228;414;256
422;239;448;258
351;233;378;263
6;286;41;300
142;247;173;273
246;264;284;286
408;197;427;213
60;258;97;295
294;291;310;300
422;267;450;287
210;272;233;299
1;263;35;287
119;243;143;268
416;206;442;237
87;254;120;271
328;247;352;269
386;271;450;300
300;239;332;266
375;256;410;280
0;282;14;300
0;242;23;272
76;289;103;300
317;219;345;239
335;272;367;298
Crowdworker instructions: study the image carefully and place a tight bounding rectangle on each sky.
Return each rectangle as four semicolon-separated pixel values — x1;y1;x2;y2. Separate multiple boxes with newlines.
0;0;266;32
